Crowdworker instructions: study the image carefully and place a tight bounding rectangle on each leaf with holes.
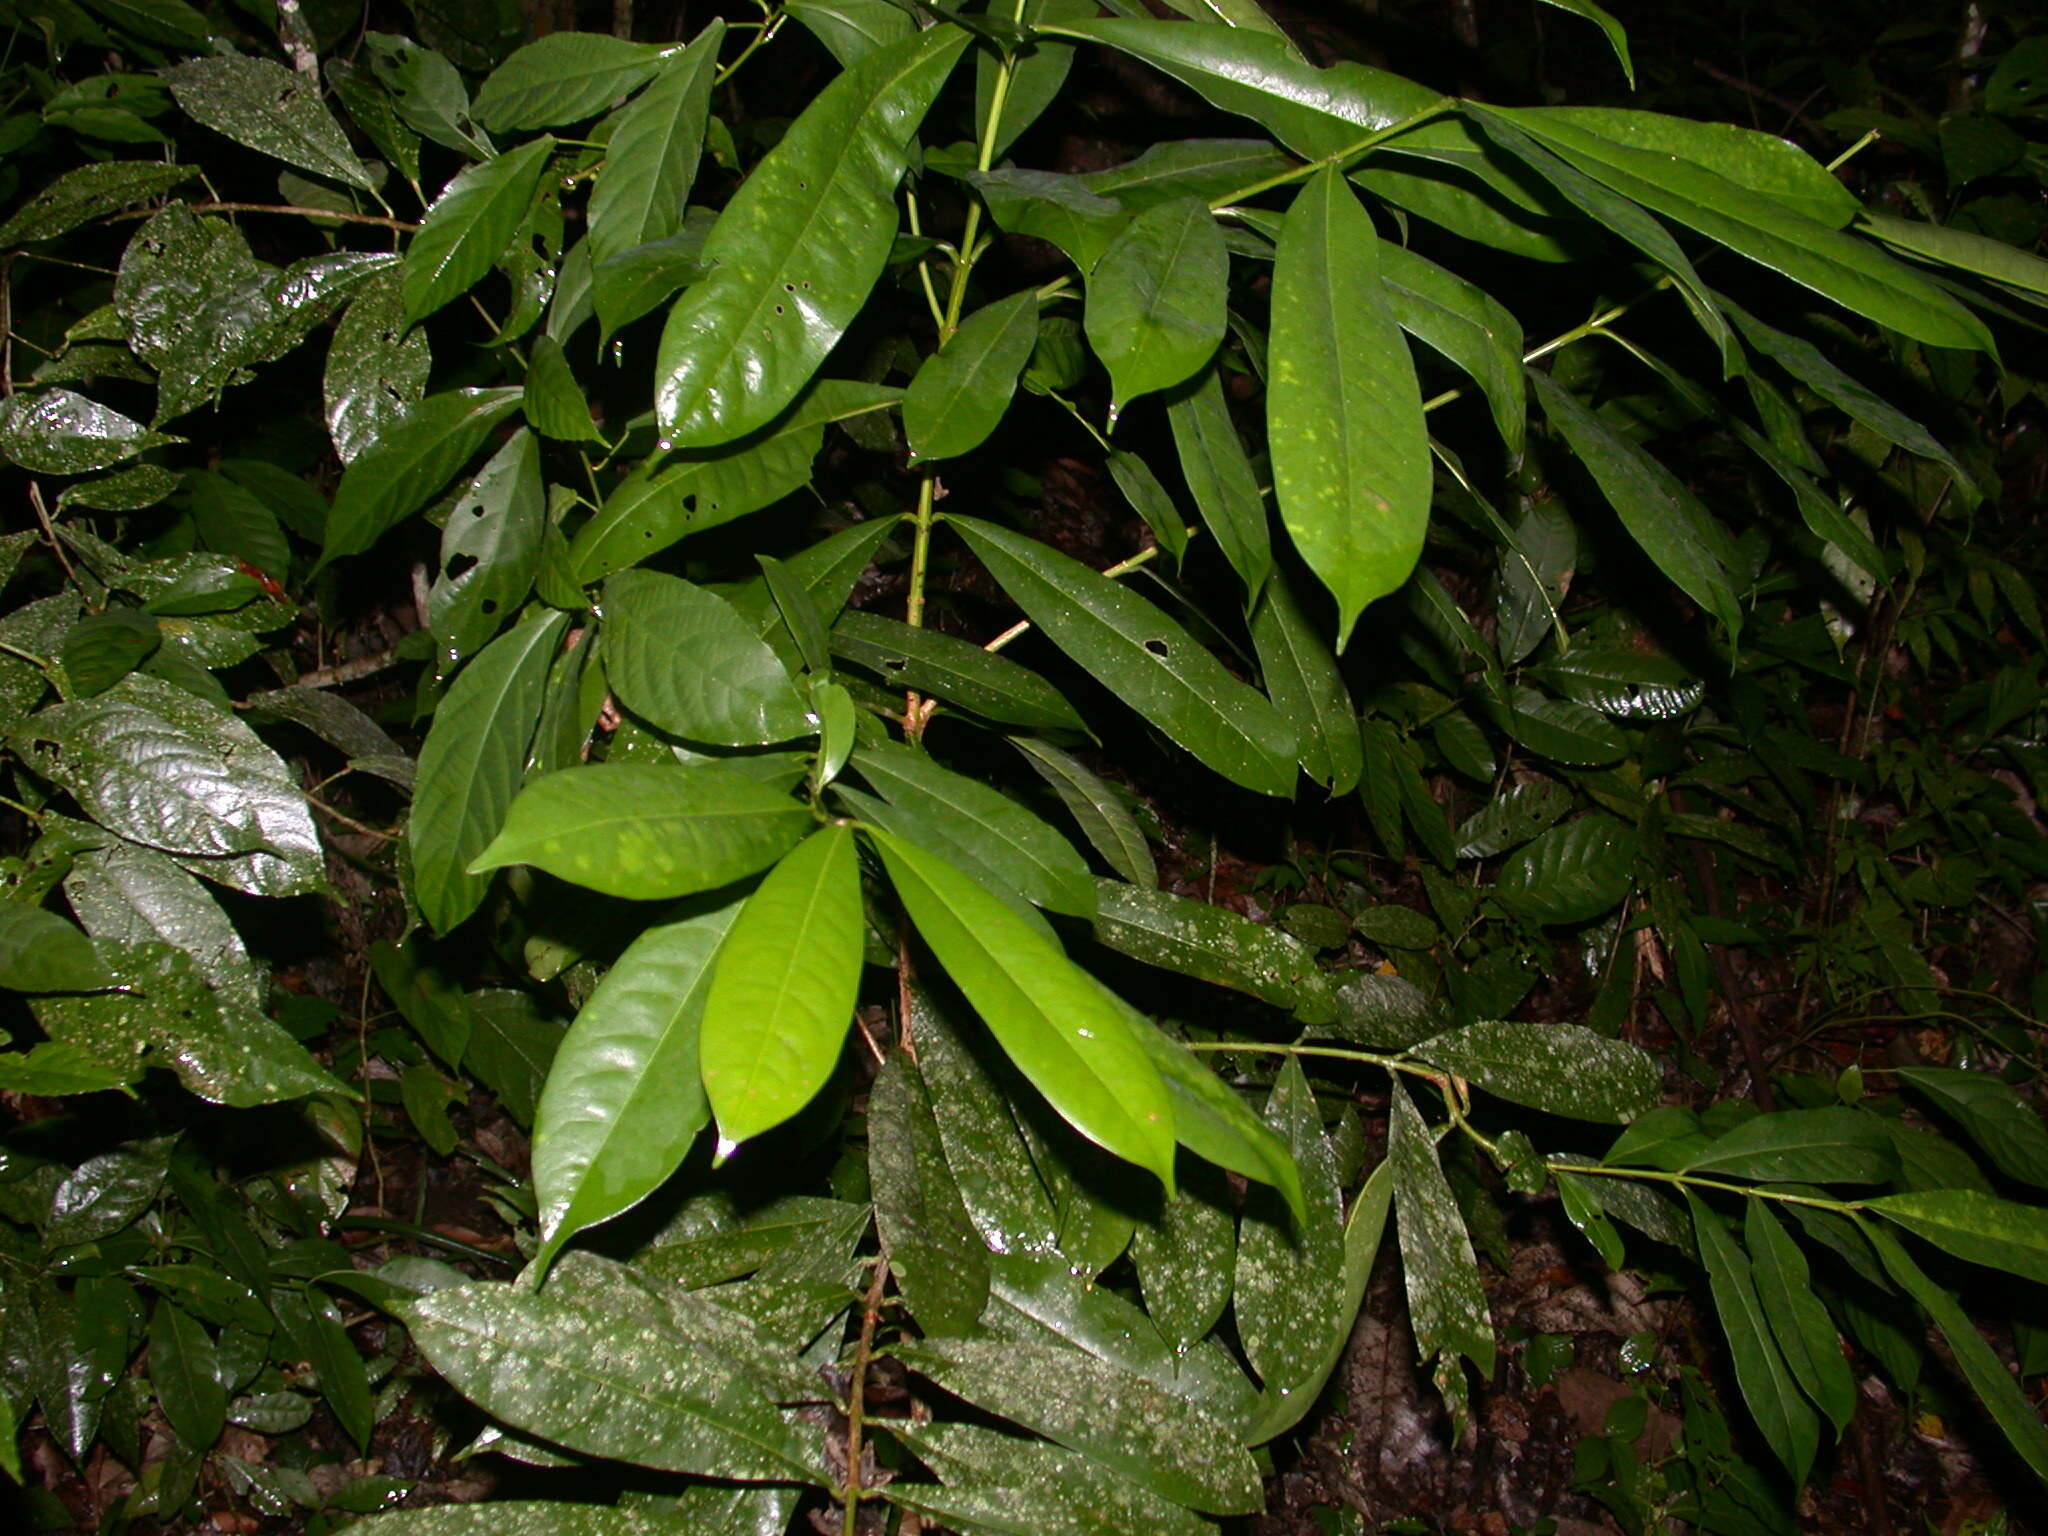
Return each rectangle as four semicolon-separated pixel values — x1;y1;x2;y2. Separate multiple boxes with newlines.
428;430;544;665
319;388;525;568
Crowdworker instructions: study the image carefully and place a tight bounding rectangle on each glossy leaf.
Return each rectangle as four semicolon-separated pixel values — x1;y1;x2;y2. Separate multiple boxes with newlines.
407;1281;817;1481
1389;1079;1494;1375
1250;569;1362;794
1378;240;1525;461
1121;1010;1303;1214
1544;108;1852;227
1493;106;1992;353
1864;211;2048;306
854;739;1095;917
1269;169;1429;645
787;0;915;67
1690;1194;1819;1482
1535;0;1634;84
65;840;259;1011
1166;365;1271;599
1530;369;1741;636
1493;812;1638;925
586;25;723;265
1414;1020;1659;1123
571;381;900;582
700;826;863;1146
603;570;811;746
1866;1190;2048;1283
148;1302;224;1451
871;1052;991;1335
0;387;174;475
893;1336;1262;1515
271;1288;374;1453
1092;878;1332;1021
656;26;969;446
1745;1201;1855;1436
1680;1107;1897;1185
1048;19;1442;163
325;268;432;465
904;289;1040;462
951;516;1298;796
522;335;603;443
830;611;1082;731
1085;197;1228;419
1010;737;1156;886
474;763;811;900
473;32;669;131
429;430;544;665
163;55;374;190
318;388;525;568
868;826;1176;1185
404;137;556;326
410;608;567;934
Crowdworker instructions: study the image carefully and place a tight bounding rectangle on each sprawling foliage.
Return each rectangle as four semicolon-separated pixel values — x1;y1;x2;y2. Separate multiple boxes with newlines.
4;0;2047;1532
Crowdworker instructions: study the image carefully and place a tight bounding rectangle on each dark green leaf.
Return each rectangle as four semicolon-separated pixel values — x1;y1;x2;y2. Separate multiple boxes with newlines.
787;0;916;68
1011;737;1156;886
325;267;432;465
1091;878;1332;1021
1234;1060;1345;1404
0;162;193;246
604;570;811;746
951;516;1298;796
904;289;1040;462
830;611;1084;730
523;335;603;442
404;137;557;325
887;1417;1210;1536
1413;1020;1660;1122
318;388;525;567
1250;569;1361;794
1894;1067;2048;1188
473;32;669;132
1866;1190;2048;1284
1745;1201;1855;1436
1378;240;1524;461
429;430;544;665
410;608;568;933
1493;812;1637;926
587;24;723;265
65;839;259;1010
871;1052;991;1335
1085;197;1227;419
1165;365;1271;600
271;1288;374;1453
1130;1165;1235;1351
1689;1194;1818;1483
0;387;174;474
1679;1107;1897;1185
163;55;373;190
474;763;812;900
657;26;969;446
147;1302;224;1451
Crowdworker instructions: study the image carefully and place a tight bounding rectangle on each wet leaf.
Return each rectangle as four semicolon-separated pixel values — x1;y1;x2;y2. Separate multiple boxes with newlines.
0;161;193;246
64;839;260;1011
324;267;432;465
1413;1020;1660;1123
473;32;670;132
1493;813;1638;926
0;387;175;474
428;430;544;665
1389;1079;1494;1377
164;55;373;189
1085;197;1227;419
1091;878;1332;1021
871;1052;991;1335
148;1301;224;1451
603;570;811;746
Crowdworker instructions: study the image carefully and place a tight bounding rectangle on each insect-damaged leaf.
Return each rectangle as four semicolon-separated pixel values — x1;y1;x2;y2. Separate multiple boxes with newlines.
700;825;864;1147
656;26;969;446
163;55;374;189
1269;169;1429;647
318;388;526;568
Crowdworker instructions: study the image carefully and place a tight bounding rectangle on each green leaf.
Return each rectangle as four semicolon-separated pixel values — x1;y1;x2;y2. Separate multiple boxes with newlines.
657;25;969;446
185;471;288;578
0;1042;137;1096
1091;878;1332;1021
829;611;1083;731
1129;1167;1235;1351
970;170;1128;274
1529;369;1741;636
1680;1107;1897;1185
522;335;603;443
570;380;899;582
976;0;1090;160
410;608;568;934
699;826;862;1146
871;1052;991;1335
1492;106;1993;354
1745;1202;1855;1436
318;388;525;568
853;740;1095;918
0;161;193;246
162;55;373;190
1234;1059;1346;1400
1011;737;1156;886
0;387;175;475
1533;0;1634;86
407;1281;818;1481
787;0;916;68
887;1418;1211;1536
65;839;260;1011
473;32;669;131
1269;169;1429;645
271;1288;374;1453
428;430;544;665
1165;365;1271;600
1542;109;1854;227
340;1503;745;1535
904;289;1040;462
1047;18;1442;163
1247;1159;1392;1443
1250;569;1361;794
147;1302;224;1452
1085;197;1227;420
1862;211;2048;307
1123;1012;1303;1213
950;515;1298;796
1493;812;1638;926
1894;1067;2048;1188
325;267;432;465
328;59;424;189
893;1336;1261;1515
404;137;556;326
21;675;321;892
1105;447;1188;563
362;33;491;161
465;988;565;1129
475;763;811;900
603;570;810;745
1378;240;1525;462
1413;1020;1660;1123
586;24;723;266
534;897;742;1265
868;826;1176;1185
1389;1079;1495;1378
1867;1190;2048;1284
1862;1222;2048;1486
59;608;159;698
1477;687;1629;767
1689;1194;1819;1483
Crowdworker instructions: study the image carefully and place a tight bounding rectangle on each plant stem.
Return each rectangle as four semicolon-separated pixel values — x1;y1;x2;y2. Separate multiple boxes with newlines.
715;10;785;86
840;1256;892;1536
120;201;419;231
1207;98;1456;211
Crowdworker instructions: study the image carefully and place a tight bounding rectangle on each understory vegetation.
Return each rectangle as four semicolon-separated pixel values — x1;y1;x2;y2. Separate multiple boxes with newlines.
3;0;2047;1533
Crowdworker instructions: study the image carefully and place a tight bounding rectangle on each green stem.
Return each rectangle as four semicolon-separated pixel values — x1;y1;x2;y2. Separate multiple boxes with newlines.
715;10;785;86
1422;282;1667;416
1207;98;1456;211
1827;129;1880;173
